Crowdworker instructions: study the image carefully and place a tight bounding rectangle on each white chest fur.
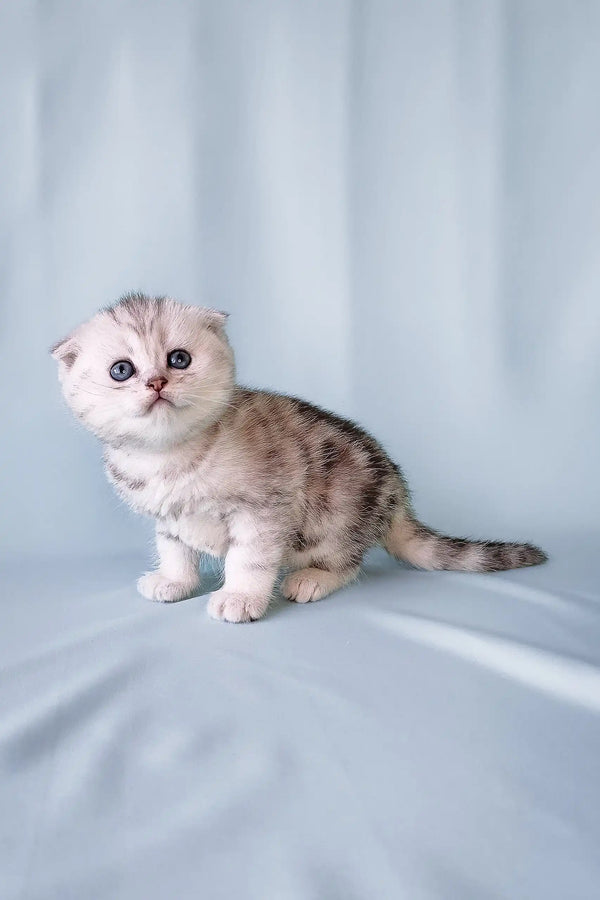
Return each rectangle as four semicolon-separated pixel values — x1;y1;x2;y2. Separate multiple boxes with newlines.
165;513;229;557
104;445;232;556
105;447;195;515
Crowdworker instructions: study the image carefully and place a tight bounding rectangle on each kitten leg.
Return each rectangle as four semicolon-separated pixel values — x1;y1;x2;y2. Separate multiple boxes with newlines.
137;529;200;603
208;512;282;623
281;566;359;604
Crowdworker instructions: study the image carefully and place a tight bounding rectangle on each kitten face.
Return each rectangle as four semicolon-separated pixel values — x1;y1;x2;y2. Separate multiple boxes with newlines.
52;294;234;448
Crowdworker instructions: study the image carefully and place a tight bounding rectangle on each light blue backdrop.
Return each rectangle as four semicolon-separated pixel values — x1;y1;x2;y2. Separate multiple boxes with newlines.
2;7;600;900
1;0;598;562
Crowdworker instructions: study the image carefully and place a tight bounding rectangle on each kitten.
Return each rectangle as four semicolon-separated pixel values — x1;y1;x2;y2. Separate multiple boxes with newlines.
51;293;547;623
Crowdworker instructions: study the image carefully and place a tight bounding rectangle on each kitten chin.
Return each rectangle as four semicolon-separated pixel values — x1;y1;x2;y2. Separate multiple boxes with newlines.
52;292;547;623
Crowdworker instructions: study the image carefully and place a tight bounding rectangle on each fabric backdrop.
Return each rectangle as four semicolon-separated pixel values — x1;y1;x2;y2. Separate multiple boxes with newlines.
1;3;600;900
1;0;598;562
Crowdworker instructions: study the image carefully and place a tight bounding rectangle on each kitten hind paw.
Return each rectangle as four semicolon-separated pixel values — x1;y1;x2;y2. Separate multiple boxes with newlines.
281;566;359;603
137;572;198;603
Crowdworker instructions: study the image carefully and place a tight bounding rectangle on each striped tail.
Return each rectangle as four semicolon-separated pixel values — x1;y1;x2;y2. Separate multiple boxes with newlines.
384;513;547;573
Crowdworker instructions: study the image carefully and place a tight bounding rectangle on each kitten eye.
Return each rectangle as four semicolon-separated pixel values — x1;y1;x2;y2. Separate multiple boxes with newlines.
109;360;135;381
168;349;191;370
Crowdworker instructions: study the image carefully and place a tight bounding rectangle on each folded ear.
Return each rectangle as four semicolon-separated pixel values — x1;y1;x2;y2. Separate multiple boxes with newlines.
50;335;79;369
195;307;229;333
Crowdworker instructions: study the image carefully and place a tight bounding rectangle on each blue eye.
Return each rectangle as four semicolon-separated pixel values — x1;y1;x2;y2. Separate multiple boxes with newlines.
168;349;191;369
110;360;135;381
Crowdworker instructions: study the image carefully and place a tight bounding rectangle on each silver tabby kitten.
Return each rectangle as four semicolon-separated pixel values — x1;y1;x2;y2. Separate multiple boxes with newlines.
52;293;546;623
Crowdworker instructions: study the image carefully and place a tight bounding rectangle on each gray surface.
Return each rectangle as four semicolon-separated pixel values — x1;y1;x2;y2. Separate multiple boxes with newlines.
2;544;600;899
1;1;600;897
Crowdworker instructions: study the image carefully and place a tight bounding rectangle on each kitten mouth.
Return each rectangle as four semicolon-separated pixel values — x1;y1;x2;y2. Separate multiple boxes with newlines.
146;395;175;413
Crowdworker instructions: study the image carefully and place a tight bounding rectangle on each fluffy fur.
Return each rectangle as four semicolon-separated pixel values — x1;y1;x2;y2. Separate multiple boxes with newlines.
52;293;547;623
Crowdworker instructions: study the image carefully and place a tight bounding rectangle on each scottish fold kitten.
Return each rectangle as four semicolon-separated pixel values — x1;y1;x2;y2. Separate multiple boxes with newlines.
52;293;546;622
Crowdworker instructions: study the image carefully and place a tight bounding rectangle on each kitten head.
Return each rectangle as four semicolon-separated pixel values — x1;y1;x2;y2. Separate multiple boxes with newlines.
51;293;235;449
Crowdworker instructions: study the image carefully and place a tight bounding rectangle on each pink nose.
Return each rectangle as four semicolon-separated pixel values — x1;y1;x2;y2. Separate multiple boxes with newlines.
146;376;168;393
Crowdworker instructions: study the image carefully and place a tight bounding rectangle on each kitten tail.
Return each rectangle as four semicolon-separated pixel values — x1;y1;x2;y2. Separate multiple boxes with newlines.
384;512;547;573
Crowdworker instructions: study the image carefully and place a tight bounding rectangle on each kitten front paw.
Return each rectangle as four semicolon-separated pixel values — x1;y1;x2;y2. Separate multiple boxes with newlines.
207;590;268;623
137;572;198;603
